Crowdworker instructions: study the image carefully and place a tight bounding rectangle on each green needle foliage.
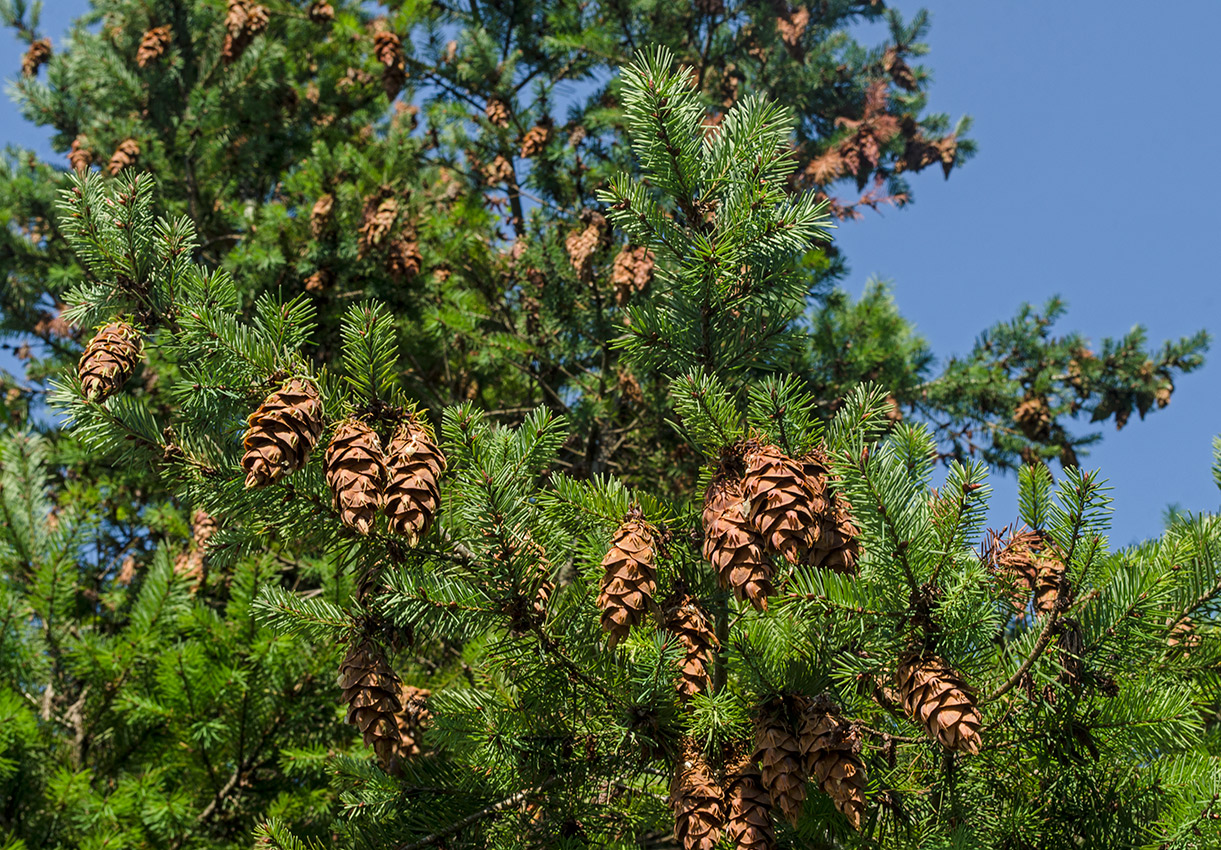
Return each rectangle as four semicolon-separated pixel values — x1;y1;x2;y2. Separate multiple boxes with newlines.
0;3;1217;850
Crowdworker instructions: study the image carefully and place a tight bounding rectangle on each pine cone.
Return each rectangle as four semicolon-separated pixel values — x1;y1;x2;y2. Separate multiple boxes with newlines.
753;701;806;825
665;594;718;699
670;740;723;850
222;0;269;64
78;321;142;402
324;420;388;535
610;245;654;306
310;193;334;237
384;419;446;544
596;508;659;649
485;98;511;127
373;31;406;98
241;378;324;488
519;123;551;158
174;509;218;585
884;47;918;91
68;136;92;174
703;477;773;611
338;638;402;769
798;699;867;830
308;0;335;23
565;213;607;281
387;684;430;774
895;653;982;754
985;527;1066;615
304;268;332;295
723;758;776;850
136;25;172;68
358;196;398;254
21;38;51;77
386;237;423;281
807;495;861;576
107;138;140;175
482;155;514;186
745;442;824;565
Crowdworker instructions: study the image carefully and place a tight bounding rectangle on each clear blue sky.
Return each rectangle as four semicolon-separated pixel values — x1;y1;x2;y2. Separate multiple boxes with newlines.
4;0;1218;544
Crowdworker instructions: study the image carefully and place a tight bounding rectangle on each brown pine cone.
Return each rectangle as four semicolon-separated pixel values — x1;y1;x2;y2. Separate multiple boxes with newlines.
310;193;334;237
723;757;777;850
222;1;269;64
519;123;552;158
895;653;982;754
884;47;918;91
324;420;388;534
338;638;402;769
482;155;514;186
665;594;718;699
807;495;861;576
670;740;723;850
308;0;335;23
387;683;431;774
565;213;608;281
610;245;654;306
745;442;823;565
174;509;218;586
596;508;659;649
358;196;398;254
241;378;324;488
78;321;142;402
374;31;406;98
485;98;511;128
107;138;140;175
798;699;867;830
703;477;773;611
985;527;1066;615
136;25;172;68
68;136;93;174
753;700;807;825
21;38;52;78
386;237;423;281
384;419;446;544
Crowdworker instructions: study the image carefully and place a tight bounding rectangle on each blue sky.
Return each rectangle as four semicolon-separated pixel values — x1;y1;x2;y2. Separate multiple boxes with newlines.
4;0;1218;543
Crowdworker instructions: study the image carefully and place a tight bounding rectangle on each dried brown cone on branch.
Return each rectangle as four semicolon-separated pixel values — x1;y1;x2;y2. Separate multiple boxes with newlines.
985;526;1066;615
596;508;660;649
307;0;335;23
723;757;777;850
753;700;807;826
78;321;143;402
21;38;51;77
107;139;140;175
798;698;867;830
895;652;982;754
68;137;93;174
665;594;718;699
384;419;446;544
519;122;551;158
374;31;407;98
310;193;334;237
670;740;723;850
387;684;431;773
241;377;324;488
807;494;862;576
745;442;823;565
324;420;388;535
611;245;654;306
136;25;172;68
386;237;423;281
485;97;511;128
883;47;918;91
703;476;773;610
357;196;398;254
222;0;269;64
174;509;219;586
565;212;608;281
337;638;402;769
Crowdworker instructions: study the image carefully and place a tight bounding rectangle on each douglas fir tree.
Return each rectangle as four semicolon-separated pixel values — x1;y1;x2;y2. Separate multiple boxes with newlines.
1;2;1218;849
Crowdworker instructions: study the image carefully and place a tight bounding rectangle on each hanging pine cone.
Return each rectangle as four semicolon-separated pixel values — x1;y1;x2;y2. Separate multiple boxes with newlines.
670;740;723;850
808;496;861;575
753;700;806;826
373;31;406;98
985;526;1066;615
222;0;269;64
798;698;867;830
481;155;514;186
565;212;608;281
1033;544;1069;614
387;684;430;774
703;477;773;611
723;757;777;850
136;25;172;68
78;321;142;402
337;638;402;769
107;138;140;175
883;47;918;91
519;122;551;158
895;653;982;754
485;98;511;127
324;420;388;534
745;442;824;565
174;509;219;586
241;377;324;488
665;594;718;699
386;237;423;281
310;193;334;237
21;38;51;78
611;245;655;306
357;196;398;254
307;0;335;23
68;136;92;174
384;419;446;544
596;508;659;650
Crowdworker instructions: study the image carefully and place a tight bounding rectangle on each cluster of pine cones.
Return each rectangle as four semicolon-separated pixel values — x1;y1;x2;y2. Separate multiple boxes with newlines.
241;378;445;542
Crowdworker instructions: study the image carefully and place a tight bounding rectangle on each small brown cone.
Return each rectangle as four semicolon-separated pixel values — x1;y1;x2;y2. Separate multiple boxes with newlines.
308;0;335;23
665;594;718;699
21;38;52;77
78;321;142;402
68;136;93;174
745;442;823;565
107;138;140;175
724;757;777;850
808;495;861;576
753;701;806;826
798;699;867;830
670;740;723;850
519;123;551;158
338;638;402;769
358;196;398;254
174;509;218;587
324;420;388;534
222;0;269;64
240;378;324;488
895;653;982;754
883;47;918;91
310;193;334;237
985;526;1066;615
485;98;511;127
384;419;446;544
596;508;659;649
387;684;431;774
703;477;773;610
386;237;423;281
610;245;654;306
565;212;607;281
136;25;172;68
374;31;406;98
